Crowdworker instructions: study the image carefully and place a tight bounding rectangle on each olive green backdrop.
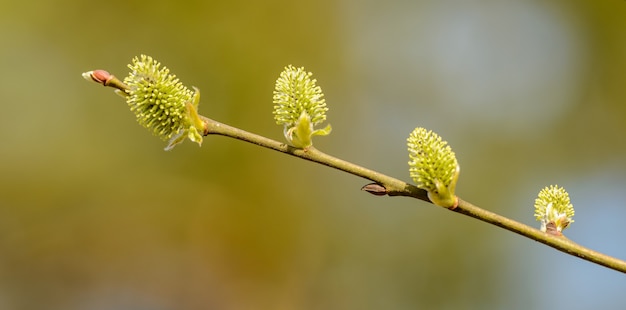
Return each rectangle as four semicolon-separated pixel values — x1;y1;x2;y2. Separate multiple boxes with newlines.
1;0;625;309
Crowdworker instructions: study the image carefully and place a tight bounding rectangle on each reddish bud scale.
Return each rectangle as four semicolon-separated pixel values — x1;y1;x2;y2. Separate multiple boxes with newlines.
89;70;114;86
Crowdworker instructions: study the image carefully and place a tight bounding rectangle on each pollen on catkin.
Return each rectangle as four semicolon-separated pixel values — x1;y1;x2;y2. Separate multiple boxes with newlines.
407;127;459;208
534;185;575;234
273;65;331;148
123;55;204;150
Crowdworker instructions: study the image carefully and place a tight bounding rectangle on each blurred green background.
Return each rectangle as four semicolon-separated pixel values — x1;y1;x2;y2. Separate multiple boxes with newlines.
1;0;626;309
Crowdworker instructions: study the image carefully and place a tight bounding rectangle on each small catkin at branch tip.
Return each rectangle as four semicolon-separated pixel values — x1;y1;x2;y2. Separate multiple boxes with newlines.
407;127;459;208
82;55;206;151
534;185;575;236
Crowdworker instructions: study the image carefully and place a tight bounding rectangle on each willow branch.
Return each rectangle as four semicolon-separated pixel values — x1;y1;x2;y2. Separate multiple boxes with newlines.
82;67;626;273
201;116;626;274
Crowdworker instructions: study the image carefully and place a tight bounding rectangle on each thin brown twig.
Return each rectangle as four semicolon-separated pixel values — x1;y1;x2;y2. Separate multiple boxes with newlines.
85;73;626;274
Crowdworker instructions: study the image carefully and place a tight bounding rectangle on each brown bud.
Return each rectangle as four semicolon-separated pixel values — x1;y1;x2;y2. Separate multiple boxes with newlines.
361;183;388;196
544;222;563;237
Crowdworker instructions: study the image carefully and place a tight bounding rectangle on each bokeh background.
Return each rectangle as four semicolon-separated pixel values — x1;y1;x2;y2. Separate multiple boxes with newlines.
1;0;625;309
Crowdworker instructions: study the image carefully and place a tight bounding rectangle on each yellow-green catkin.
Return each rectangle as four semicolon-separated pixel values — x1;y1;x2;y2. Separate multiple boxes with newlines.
123;55;205;150
534;185;575;235
273;65;331;148
408;127;460;208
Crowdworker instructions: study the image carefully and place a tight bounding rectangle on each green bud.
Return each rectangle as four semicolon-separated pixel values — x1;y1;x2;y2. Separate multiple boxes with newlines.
123;55;205;151
273;65;331;148
534;185;575;235
407;127;460;208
